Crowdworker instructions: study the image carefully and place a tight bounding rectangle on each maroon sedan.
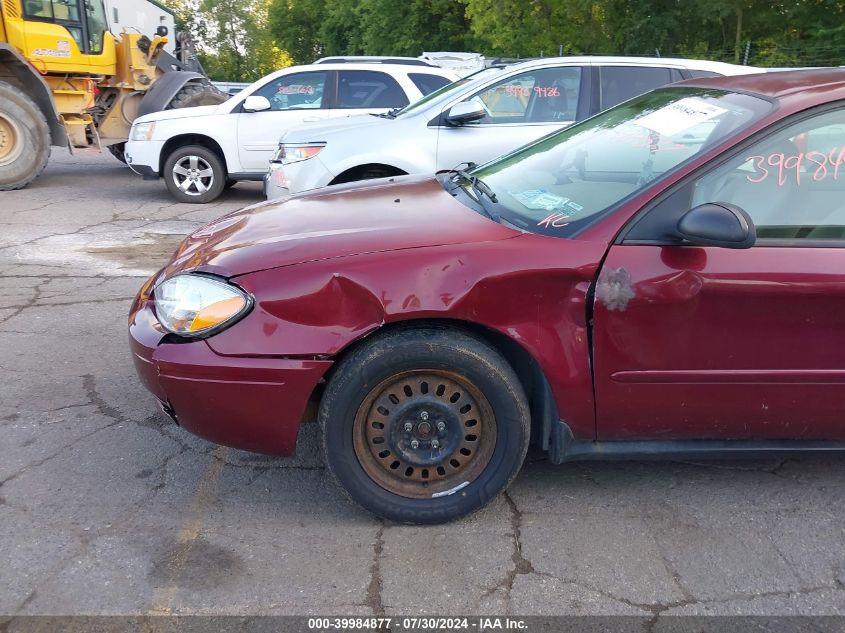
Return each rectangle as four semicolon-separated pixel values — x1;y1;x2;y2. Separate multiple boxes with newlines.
130;69;845;523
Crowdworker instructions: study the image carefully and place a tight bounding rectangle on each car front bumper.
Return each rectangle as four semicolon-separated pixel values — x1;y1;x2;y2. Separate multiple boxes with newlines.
125;139;165;180
129;295;333;456
264;158;334;200
264;162;290;200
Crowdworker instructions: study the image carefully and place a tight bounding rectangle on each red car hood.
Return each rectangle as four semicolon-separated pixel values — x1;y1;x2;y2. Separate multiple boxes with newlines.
162;175;519;278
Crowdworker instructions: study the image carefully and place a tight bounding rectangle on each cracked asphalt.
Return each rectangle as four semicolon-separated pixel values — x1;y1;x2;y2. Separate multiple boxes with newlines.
2;150;845;619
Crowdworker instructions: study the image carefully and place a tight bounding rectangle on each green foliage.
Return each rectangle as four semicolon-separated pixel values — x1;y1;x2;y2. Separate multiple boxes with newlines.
267;0;327;63
161;0;292;81
166;0;845;80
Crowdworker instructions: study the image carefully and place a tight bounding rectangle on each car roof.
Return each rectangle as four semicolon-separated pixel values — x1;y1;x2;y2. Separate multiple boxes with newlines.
681;67;845;99
307;62;452;73
263;62;456;80
500;55;761;75
315;56;438;67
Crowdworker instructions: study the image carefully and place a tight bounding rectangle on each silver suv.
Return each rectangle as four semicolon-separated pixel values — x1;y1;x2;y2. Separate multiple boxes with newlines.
265;56;762;199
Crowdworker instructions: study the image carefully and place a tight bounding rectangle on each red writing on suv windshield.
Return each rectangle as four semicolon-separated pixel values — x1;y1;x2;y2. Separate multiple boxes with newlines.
747;148;845;186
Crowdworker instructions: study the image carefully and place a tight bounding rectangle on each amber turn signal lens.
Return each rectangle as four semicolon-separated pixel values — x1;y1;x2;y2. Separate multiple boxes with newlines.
189;296;247;332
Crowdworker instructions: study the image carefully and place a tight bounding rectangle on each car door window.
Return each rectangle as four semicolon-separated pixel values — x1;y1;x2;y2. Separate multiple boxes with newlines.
252;72;328;111
336;70;409;109
465;67;582;124
599;66;678;109
409;72;452;96
690;108;845;241
686;69;721;79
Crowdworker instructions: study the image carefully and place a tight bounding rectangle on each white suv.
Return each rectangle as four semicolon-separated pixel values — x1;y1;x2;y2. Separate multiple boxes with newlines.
124;61;457;203
266;56;763;199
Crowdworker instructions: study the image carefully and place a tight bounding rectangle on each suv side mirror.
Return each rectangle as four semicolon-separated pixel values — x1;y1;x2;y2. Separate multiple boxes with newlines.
243;95;272;113
446;100;486;126
676;202;756;249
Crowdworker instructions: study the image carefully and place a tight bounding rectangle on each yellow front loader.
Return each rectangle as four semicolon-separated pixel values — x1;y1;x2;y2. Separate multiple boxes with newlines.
0;0;227;189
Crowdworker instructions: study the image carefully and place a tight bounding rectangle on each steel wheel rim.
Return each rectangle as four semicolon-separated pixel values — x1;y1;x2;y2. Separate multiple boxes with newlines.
0;113;23;166
353;370;497;499
172;155;214;196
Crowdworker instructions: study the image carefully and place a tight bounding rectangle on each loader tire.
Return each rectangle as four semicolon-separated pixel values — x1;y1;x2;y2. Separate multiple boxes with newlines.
0;81;51;191
168;82;228;110
108;142;127;164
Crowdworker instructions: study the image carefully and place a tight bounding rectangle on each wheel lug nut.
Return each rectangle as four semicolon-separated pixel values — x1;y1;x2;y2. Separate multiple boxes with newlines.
410;439;420;449
404;422;413;432
420;411;429;420
431;439;440;449
436;421;446;432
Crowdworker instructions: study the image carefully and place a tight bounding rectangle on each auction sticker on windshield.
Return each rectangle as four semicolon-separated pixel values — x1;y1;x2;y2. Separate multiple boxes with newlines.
510;190;569;211
634;97;728;136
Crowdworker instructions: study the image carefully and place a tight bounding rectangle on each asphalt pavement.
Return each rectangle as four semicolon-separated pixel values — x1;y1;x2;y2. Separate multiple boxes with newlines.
1;150;844;619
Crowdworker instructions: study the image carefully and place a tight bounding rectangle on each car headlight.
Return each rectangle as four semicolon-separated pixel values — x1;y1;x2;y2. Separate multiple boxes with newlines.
131;121;156;141
153;274;252;336
275;143;325;164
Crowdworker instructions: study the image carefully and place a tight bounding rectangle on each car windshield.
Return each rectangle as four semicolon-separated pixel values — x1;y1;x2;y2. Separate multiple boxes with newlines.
466;86;773;236
394;67;505;117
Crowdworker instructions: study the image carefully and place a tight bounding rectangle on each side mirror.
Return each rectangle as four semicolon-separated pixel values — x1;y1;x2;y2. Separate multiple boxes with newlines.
446;100;486;126
243;95;272;113
676;202;756;249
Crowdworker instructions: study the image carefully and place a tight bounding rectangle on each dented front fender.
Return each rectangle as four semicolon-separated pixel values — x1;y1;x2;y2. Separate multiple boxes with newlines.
205;233;609;439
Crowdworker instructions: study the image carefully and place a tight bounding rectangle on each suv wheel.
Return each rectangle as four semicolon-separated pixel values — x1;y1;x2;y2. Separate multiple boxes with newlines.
163;145;226;203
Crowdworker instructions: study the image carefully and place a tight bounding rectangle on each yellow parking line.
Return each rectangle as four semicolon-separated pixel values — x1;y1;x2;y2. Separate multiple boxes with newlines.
149;445;229;615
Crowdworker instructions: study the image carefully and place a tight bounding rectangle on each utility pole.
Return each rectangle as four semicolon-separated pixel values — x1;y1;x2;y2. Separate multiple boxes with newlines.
743;40;751;65
734;7;743;64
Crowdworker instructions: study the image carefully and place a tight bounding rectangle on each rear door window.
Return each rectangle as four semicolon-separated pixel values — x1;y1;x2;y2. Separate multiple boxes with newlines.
686;69;721;79
409;73;453;96
599;66;678;109
336;70;409;109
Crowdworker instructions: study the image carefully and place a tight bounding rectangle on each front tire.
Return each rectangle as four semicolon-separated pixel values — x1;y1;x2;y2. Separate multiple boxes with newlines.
320;326;530;524
168;81;228;110
108;142;127;164
163;144;226;203
0;80;51;191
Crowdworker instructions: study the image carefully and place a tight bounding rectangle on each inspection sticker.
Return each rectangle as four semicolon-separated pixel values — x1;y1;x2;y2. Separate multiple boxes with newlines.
510;189;570;211
634;97;727;136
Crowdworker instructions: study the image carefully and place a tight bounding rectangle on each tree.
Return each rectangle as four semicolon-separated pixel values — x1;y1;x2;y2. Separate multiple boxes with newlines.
267;0;326;63
463;0;612;57
162;0;292;81
178;0;845;75
359;0;471;56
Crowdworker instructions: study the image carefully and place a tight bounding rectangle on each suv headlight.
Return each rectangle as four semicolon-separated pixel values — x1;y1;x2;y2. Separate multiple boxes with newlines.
153;274;252;336
275;143;325;164
131;121;156;141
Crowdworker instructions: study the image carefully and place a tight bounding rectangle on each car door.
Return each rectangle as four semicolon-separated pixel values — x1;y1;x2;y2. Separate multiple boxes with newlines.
236;71;330;172
434;65;588;171
329;69;411;120
592;106;845;441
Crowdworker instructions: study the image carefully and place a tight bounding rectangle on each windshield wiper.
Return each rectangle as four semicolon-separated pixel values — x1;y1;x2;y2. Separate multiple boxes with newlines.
455;169;498;204
373;108;401;119
445;163;501;221
448;163;498;202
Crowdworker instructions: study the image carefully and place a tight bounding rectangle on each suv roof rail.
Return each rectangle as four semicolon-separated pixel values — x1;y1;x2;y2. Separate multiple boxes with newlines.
315;56;437;67
485;57;539;67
